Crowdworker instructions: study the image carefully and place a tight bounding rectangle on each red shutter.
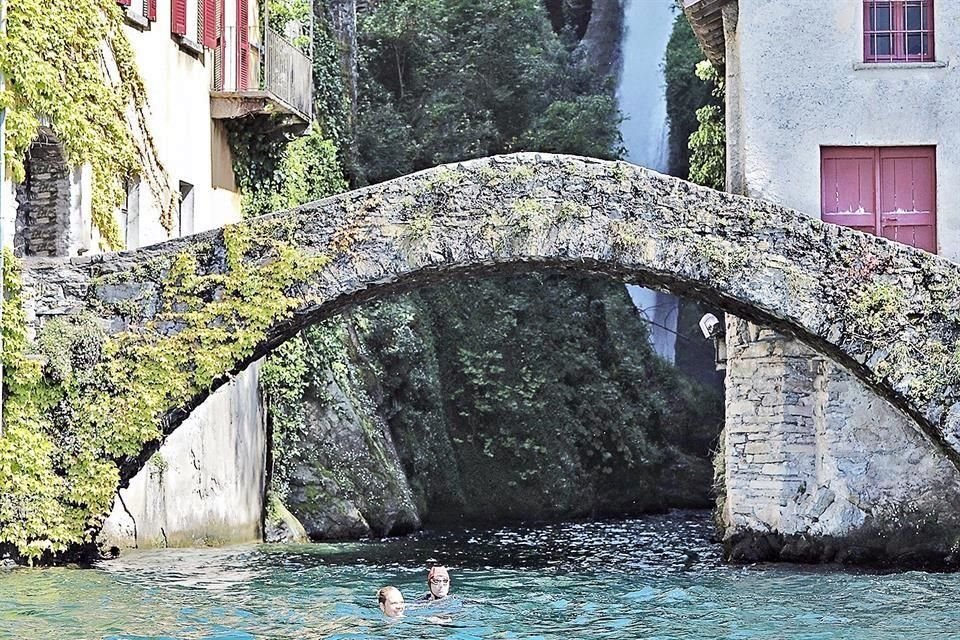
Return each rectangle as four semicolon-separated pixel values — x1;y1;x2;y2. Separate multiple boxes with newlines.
821;147;878;236
146;0;157;21
237;0;249;89
879;147;936;253
117;0;131;7
172;0;187;35
202;0;217;48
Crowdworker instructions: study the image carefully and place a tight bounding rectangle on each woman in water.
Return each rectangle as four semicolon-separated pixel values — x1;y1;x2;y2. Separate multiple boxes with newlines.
419;566;451;601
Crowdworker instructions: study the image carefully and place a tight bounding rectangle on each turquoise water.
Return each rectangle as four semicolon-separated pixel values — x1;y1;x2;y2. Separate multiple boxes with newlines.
2;511;958;639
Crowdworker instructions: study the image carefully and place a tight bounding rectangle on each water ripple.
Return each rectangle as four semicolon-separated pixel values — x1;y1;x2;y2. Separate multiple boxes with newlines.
2;511;960;638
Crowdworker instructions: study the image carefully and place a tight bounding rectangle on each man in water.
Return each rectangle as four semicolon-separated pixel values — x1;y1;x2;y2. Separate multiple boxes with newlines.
377;586;405;618
419;566;451;601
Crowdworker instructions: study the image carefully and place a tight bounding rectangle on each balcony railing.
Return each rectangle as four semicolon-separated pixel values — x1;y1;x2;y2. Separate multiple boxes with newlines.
263;28;313;120
212;26;312;123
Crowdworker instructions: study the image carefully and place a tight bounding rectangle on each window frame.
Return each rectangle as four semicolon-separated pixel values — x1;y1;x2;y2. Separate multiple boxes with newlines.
863;0;935;63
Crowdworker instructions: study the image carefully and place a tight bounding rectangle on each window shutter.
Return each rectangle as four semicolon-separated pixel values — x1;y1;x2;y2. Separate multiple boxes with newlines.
237;0;249;89
879;147;937;253
202;0;218;48
146;0;156;20
172;0;187;36
821;147;878;236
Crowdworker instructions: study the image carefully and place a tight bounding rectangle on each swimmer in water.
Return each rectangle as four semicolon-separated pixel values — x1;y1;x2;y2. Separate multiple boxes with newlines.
377;586;405;618
419;566;451;601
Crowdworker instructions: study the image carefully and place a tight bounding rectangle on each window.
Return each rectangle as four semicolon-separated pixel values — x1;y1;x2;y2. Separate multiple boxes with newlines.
177;181;195;237
172;0;217;48
821;146;936;253
122;178;141;249
863;1;934;62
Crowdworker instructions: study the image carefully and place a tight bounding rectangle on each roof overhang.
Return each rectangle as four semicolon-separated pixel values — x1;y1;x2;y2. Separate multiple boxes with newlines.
682;0;729;67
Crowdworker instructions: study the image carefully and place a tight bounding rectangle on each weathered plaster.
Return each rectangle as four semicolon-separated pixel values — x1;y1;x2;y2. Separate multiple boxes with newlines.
100;361;266;549
120;12;242;249
733;0;960;256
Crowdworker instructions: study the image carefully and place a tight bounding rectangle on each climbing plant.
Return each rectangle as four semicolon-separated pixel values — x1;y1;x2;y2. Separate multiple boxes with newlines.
0;0;173;248
687;60;725;190
664;13;719;180
0;221;334;560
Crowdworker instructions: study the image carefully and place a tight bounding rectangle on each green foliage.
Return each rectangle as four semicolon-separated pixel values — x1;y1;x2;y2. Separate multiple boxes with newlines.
688;104;725;190
262;334;310;502
242;127;348;218
312;11;352;149
364;274;722;519
0;0;161;248
0;251;74;559
687;60;725;189
1;224;331;559
353;0;621;184
522;94;624;159
663;13;719;179
37;316;106;385
850;282;908;338
267;0;311;51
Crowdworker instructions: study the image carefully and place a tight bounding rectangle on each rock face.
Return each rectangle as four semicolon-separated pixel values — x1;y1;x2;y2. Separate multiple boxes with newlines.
276;274;720;532
264;496;309;544
272;329;421;540
575;0;624;79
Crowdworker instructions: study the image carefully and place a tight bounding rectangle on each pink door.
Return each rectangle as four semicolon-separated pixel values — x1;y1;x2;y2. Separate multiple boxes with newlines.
821;146;937;254
821;147;878;235
879;147;936;253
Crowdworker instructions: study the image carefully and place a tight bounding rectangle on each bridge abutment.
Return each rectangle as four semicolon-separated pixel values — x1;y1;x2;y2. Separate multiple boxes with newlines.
99;361;267;551
722;317;960;566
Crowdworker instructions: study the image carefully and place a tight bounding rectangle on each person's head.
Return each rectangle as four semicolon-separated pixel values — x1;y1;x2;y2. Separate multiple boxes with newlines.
377;586;405;618
427;566;451;599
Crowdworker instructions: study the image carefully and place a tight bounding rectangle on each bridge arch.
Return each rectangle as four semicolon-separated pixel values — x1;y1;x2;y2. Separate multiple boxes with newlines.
20;152;960;510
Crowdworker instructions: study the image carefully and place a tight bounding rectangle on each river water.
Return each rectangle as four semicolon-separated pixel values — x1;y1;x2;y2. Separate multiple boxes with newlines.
3;511;958;639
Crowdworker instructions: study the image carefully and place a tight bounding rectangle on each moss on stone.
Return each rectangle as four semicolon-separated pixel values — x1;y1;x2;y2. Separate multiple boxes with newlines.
849;281;908;338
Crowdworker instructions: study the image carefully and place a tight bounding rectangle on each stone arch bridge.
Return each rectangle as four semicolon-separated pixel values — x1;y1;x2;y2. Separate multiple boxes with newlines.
17;153;960;559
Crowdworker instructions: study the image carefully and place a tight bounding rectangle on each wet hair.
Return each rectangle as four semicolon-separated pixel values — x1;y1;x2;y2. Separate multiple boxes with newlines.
377;586;400;604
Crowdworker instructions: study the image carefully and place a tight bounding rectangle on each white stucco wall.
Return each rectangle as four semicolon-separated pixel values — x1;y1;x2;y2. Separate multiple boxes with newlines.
733;0;959;258
122;8;243;249
101;361;267;549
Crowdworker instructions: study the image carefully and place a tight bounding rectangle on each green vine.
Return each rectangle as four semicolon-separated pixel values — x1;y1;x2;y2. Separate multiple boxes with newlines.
0;0;173;248
0;224;330;560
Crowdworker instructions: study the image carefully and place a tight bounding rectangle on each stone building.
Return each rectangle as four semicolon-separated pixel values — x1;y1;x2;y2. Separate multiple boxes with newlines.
1;0;313;549
683;0;960;562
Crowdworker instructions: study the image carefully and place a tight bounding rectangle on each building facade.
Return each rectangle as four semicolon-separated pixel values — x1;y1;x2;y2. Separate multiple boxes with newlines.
2;0;312;549
685;0;960;561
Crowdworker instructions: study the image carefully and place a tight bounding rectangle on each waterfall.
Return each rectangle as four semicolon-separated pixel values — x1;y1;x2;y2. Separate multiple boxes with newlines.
616;0;678;362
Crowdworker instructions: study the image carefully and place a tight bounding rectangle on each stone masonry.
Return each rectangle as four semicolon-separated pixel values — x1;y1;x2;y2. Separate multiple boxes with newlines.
723;317;960;564
18;153;960;562
14;131;72;257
